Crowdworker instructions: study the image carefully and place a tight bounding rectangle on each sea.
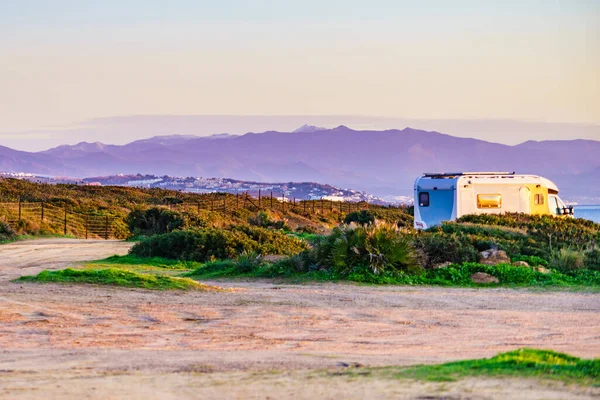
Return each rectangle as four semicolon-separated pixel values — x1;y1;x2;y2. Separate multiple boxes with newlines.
574;205;600;223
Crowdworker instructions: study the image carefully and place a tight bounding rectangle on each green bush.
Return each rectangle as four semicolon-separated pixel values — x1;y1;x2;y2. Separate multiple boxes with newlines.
436;222;548;259
127;207;185;236
343;210;375;225
0;221;17;242
458;213;600;251
248;210;287;230
130;226;307;262
550;248;587;272
248;259;600;287
344;208;414;228
236;251;262;273
309;221;422;276
415;231;479;268
585;248;600;270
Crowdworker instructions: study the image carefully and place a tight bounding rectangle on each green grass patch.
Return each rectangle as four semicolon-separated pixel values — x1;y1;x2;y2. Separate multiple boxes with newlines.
97;254;201;270
182;259;600;289
287;231;323;242
342;262;600;287
387;348;600;386
16;268;217;290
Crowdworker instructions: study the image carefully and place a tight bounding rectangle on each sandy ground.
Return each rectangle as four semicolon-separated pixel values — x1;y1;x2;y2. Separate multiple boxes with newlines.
0;238;599;399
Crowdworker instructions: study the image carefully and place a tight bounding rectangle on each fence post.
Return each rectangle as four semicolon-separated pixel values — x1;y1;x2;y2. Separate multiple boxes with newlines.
18;197;22;221
236;193;239;209
197;201;200;214
63;206;67;236
223;196;226;211
85;216;89;239
312;200;315;213
258;189;261;208
41;202;44;222
282;194;285;212
330;200;333;212
211;197;214;212
321;199;324;213
270;191;273;209
105;216;109;240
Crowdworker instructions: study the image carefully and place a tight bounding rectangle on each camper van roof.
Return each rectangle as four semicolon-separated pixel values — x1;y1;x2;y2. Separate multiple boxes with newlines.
417;173;560;192
423;172;514;178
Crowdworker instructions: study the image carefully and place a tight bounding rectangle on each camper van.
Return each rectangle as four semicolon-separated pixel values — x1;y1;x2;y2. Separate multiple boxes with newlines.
413;172;573;229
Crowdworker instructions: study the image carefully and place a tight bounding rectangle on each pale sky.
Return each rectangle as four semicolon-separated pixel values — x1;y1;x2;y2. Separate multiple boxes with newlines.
1;0;599;143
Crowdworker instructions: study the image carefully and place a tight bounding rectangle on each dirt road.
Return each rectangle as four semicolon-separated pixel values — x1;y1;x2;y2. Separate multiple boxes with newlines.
0;239;599;399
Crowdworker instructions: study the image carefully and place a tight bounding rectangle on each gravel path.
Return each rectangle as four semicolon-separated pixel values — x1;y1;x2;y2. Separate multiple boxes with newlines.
1;238;599;399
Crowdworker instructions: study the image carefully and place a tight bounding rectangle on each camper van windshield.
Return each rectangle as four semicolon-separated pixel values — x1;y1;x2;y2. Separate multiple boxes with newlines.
549;196;568;215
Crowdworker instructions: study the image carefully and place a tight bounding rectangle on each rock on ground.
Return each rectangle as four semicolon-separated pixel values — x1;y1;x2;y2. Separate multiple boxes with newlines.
470;272;500;284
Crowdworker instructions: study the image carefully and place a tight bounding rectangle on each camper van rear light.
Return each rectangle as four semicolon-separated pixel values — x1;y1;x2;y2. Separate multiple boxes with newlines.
477;194;502;208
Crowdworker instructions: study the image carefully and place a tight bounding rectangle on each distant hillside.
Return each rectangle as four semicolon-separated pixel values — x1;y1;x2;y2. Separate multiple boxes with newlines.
1;126;599;201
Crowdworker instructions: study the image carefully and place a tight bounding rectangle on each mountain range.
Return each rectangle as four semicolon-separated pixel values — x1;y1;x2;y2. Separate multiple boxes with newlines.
1;126;599;201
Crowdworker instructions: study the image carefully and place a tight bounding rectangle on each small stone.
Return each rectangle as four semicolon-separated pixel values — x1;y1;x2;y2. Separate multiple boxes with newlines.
433;261;452;269
479;249;510;265
470;272;499;284
536;266;551;274
512;261;530;267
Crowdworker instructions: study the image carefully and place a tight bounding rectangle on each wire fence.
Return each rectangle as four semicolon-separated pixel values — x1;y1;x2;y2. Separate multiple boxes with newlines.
0;192;373;239
0;202;117;239
167;191;371;215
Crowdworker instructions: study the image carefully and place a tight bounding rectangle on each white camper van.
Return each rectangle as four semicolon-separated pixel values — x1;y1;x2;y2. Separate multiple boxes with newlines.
413;172;573;229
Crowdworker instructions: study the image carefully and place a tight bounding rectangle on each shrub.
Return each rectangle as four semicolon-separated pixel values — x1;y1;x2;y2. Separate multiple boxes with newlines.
437;222;548;259
344;210;375;226
236;251;262;273
0;221;17;242
458;213;600;251
248;211;287;230
550;248;587;272
343;208;414;228
415;231;479;268
127;207;185;236
130;226;307;262
311;221;423;276
584;248;600;271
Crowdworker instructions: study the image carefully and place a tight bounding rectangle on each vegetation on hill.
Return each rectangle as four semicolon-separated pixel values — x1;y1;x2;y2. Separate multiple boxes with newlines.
5;178;600;288
0;177;411;238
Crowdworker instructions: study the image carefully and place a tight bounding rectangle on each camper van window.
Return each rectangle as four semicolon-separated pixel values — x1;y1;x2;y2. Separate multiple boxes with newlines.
534;194;544;205
477;194;502;209
549;196;559;215
419;192;430;207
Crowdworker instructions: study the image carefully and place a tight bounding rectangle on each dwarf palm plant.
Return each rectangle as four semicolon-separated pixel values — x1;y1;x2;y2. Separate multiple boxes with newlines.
317;221;422;276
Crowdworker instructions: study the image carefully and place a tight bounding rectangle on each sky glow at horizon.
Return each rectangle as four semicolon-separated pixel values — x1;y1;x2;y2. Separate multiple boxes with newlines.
0;0;598;139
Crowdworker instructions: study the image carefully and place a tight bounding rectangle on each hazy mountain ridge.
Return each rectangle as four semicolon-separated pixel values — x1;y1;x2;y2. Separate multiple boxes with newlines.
1;126;598;200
